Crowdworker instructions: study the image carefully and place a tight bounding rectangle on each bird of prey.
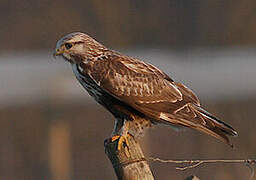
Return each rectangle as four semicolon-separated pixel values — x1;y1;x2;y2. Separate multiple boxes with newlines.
54;32;237;149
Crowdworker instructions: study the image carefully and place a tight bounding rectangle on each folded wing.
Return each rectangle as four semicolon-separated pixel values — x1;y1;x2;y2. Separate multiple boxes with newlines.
83;55;237;146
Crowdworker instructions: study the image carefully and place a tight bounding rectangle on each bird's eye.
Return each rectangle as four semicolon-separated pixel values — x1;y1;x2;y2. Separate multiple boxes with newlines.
65;43;73;49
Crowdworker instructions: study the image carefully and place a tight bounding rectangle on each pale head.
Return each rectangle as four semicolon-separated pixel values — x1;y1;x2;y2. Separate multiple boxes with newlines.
54;32;107;64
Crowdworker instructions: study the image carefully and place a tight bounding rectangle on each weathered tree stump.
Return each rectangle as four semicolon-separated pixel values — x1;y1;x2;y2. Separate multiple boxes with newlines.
104;135;154;180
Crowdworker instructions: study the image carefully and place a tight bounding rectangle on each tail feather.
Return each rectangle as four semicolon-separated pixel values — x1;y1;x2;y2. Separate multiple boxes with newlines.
193;105;238;136
159;104;237;147
193;104;238;137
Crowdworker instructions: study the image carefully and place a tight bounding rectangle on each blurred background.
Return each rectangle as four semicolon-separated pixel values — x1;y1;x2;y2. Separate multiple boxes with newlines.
0;0;255;179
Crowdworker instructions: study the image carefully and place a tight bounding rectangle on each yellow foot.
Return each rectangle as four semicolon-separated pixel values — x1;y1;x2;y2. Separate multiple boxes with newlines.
111;135;130;151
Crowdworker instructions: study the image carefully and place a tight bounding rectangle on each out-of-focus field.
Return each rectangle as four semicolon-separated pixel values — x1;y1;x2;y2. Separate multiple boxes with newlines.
0;50;255;180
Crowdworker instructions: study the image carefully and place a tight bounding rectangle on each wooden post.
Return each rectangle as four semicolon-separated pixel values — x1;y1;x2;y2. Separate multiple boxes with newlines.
104;135;154;180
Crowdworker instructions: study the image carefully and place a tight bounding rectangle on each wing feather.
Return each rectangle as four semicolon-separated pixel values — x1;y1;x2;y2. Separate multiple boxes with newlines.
85;55;184;107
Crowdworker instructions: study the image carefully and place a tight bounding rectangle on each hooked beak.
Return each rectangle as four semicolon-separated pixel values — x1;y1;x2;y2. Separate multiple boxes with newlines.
53;48;63;59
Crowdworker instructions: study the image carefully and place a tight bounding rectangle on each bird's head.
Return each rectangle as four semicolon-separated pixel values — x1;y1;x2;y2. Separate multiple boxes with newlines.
54;32;107;64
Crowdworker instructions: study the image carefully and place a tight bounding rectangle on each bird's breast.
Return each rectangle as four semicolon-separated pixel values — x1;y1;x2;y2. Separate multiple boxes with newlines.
72;64;104;102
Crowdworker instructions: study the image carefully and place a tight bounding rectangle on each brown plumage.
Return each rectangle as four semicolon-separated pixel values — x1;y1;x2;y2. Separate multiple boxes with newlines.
54;32;237;147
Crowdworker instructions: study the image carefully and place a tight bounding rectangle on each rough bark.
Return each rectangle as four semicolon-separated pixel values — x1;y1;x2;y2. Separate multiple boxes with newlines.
104;135;154;180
